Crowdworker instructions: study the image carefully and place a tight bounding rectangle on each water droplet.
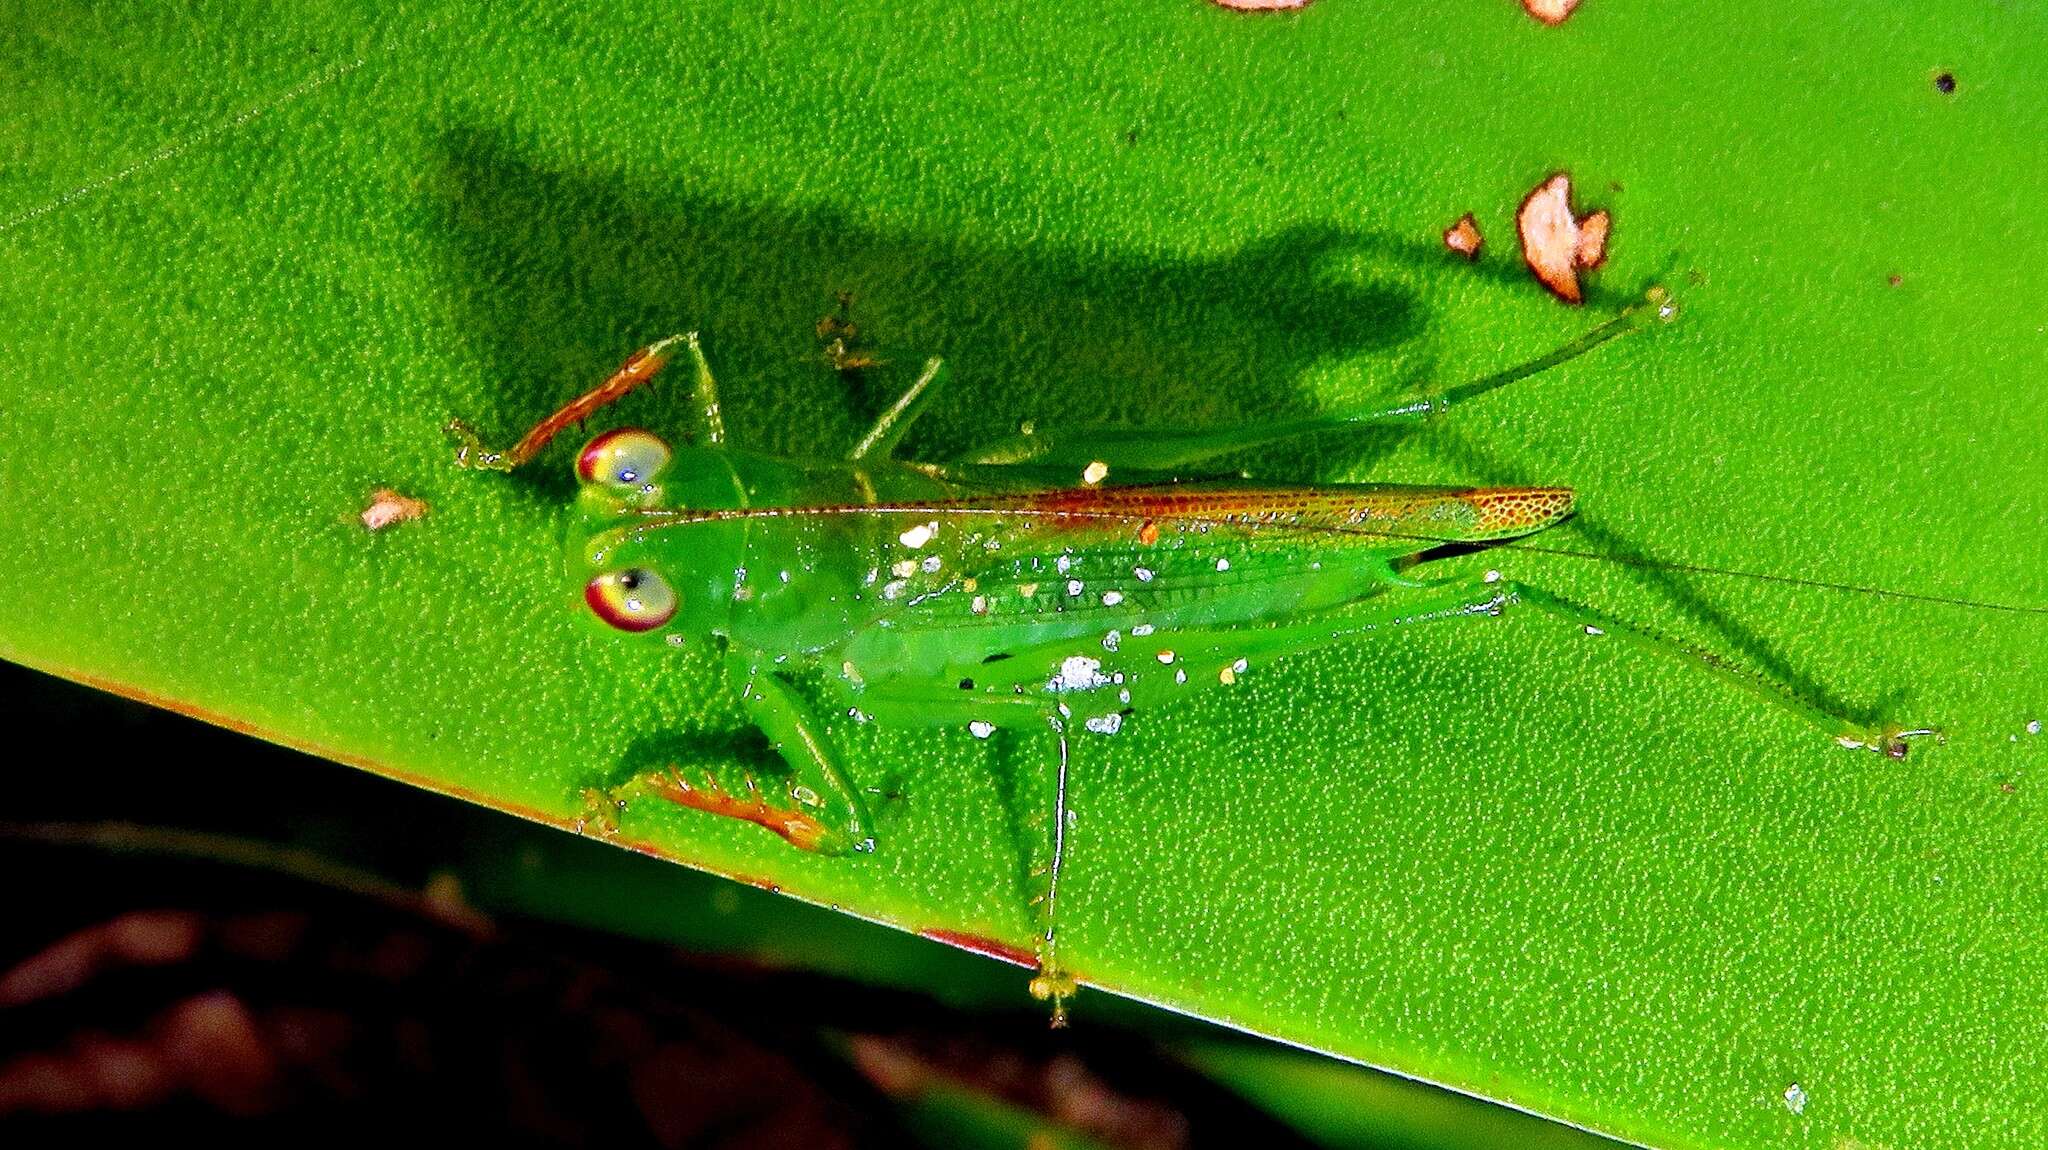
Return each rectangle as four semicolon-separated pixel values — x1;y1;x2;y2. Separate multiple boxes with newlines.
1174;668;1188;684
792;785;821;807
1783;1083;1807;1115
899;522;936;548
1103;630;1121;652
1484;569;1503;583
1157;650;1176;664
1082;460;1109;485
1215;557;1231;572
882;579;908;599
1134;566;1154;582
2029;720;2042;735
969;720;996;739
1131;623;1154;637
1066;579;1085;597
971;594;990;615
1584;624;1605;636
892;559;917;578
1102;590;1125;606
1050;655;1110;692
921;555;943;573
1057;554;1073;574
1085;712;1124;735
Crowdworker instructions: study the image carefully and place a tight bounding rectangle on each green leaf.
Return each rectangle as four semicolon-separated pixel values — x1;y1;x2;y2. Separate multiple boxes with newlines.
4;3;2045;1147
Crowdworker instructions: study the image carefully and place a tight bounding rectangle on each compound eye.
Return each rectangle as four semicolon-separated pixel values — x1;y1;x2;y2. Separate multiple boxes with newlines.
584;567;678;632
577;428;671;488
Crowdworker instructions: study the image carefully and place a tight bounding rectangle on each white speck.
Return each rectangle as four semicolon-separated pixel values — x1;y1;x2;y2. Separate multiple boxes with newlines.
1050;655;1110;692
971;595;989;615
1103;630;1121;652
779;569;792;583
1174;668;1188;684
1102;590;1125;606
1057;554;1073;575
1065;808;1078;830
1134;567;1154;582
892;559;917;578
1085;712;1124;735
1484;569;1503;583
921;555;942;573
1157;650;1176;664
1082;460;1109;485
882;579;908;600
1131;624;1153;637
969;720;996;739
1215;557;1231;572
1119;688;1131;704
1783;1083;1806;1115
2029;720;2042;735
1584;625;1605;636
1066;579;1084;597
899;522;936;548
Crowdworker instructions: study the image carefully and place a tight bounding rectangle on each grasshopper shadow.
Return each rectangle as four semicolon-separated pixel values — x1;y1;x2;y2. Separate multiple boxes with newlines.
428;126;1433;503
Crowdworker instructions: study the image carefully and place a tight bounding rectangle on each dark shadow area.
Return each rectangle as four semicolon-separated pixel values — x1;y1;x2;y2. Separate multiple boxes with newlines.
0;661;1331;1148
429;125;1427;502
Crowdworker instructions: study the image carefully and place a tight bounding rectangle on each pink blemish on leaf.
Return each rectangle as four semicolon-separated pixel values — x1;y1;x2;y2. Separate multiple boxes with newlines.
1443;212;1483;260
1211;0;1312;10
1516;172;1610;303
1522;0;1581;25
1575;209;1611;269
359;488;427;531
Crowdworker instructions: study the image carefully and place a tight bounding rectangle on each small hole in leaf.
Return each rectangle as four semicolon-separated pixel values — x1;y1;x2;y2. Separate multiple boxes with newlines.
1934;71;1957;94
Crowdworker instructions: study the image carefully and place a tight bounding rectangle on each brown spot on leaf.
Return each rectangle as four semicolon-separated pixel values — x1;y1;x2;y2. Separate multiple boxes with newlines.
359;488;426;531
1516;172;1609;303
1523;0;1580;24
1443;212;1482;260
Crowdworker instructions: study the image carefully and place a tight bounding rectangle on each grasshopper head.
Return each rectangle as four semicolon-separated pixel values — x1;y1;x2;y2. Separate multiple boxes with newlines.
567;428;745;641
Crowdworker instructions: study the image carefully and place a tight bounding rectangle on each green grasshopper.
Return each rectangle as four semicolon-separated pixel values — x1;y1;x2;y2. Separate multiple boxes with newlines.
447;288;1932;1021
